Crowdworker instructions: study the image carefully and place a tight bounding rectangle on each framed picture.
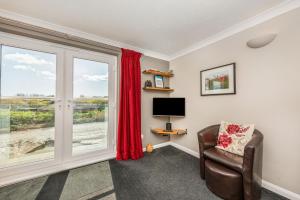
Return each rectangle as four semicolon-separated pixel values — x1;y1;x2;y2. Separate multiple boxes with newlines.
154;75;164;88
200;63;236;96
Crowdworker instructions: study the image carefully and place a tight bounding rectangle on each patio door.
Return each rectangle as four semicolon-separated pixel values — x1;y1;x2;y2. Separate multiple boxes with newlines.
0;39;64;171
0;33;116;186
64;50;116;163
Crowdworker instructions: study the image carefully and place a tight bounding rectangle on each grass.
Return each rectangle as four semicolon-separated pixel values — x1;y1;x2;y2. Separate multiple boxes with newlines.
0;97;108;131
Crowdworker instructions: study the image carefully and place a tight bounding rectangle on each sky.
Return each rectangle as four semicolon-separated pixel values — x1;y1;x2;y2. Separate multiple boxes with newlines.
1;45;108;98
73;58;108;98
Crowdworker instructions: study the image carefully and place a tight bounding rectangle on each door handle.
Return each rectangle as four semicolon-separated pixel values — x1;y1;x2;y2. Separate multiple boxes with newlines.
67;100;73;108
55;99;63;110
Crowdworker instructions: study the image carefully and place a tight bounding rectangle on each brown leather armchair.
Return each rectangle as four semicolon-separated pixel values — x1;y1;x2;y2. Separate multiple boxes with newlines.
198;125;263;200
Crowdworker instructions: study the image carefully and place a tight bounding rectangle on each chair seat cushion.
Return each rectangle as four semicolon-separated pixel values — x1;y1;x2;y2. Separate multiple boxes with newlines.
205;160;243;200
204;147;243;173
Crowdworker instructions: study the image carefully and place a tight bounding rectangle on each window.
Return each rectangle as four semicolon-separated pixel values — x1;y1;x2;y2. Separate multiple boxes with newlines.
0;45;56;166
72;58;109;155
0;34;116;185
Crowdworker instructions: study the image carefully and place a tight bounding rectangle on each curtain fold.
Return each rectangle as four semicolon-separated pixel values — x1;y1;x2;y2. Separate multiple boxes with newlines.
116;48;144;160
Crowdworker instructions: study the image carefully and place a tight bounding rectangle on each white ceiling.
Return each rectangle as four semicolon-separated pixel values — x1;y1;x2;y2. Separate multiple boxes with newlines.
0;0;296;60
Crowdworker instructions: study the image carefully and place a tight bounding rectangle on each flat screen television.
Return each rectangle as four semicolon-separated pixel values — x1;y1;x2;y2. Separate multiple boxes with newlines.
153;98;185;117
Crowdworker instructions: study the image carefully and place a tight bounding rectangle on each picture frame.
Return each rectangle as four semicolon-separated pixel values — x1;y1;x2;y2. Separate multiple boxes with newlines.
154;75;164;88
200;63;236;96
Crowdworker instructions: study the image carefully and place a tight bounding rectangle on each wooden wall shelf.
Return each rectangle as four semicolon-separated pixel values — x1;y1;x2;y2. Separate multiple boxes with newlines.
151;128;187;136
142;70;174;77
143;87;174;92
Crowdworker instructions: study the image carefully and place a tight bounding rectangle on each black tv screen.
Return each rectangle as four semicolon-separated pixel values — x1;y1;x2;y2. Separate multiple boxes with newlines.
153;98;185;116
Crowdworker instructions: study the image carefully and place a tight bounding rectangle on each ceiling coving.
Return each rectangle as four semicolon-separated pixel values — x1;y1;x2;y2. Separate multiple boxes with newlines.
0;0;299;60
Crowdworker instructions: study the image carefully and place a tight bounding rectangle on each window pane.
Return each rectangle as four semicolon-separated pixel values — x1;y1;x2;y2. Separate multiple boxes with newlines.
0;45;56;166
73;58;108;155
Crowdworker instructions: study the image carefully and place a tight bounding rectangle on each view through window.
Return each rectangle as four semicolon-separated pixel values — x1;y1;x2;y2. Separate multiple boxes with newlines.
0;43;113;169
72;58;109;155
0;45;56;166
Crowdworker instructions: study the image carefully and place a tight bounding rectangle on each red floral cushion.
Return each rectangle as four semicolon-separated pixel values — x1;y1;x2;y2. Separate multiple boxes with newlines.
216;121;254;156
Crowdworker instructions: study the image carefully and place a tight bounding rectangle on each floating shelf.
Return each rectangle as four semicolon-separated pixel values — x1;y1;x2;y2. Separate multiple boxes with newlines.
142;70;174;77
151;128;187;136
143;87;174;92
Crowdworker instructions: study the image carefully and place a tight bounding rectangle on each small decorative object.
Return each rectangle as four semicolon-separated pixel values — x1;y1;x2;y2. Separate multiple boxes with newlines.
146;144;153;153
200;63;236;96
154;75;164;88
247;33;277;48
144;80;152;88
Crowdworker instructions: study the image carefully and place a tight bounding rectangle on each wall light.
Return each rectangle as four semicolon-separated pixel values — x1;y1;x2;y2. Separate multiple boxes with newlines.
247;33;277;48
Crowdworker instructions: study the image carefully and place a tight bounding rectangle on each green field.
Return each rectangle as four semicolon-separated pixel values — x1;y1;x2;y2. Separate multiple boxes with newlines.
0;97;108;131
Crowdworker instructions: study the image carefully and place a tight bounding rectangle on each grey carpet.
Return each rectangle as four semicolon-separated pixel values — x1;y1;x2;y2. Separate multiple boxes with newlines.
0;146;289;200
109;146;289;200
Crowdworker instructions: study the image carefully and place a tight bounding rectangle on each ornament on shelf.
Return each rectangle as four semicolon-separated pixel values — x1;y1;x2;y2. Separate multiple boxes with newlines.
144;80;152;88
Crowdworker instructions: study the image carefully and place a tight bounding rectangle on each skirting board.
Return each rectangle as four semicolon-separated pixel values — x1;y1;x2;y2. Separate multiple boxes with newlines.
143;141;172;152
169;142;300;200
262;180;300;200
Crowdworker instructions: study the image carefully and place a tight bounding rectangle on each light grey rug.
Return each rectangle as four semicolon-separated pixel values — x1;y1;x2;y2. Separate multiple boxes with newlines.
0;162;115;200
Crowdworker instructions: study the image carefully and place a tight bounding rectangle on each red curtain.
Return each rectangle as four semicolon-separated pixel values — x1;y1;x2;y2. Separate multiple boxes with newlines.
116;48;144;160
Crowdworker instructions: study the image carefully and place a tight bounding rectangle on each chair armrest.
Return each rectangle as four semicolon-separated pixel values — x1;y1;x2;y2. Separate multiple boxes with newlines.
197;125;219;179
197;125;219;155
242;130;263;199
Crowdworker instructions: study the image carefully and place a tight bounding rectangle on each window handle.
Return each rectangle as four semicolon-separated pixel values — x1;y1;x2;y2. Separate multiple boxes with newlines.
55;99;63;110
67;99;73;108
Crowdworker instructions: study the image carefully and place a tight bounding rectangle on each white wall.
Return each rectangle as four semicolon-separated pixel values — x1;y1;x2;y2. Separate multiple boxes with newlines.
170;8;300;195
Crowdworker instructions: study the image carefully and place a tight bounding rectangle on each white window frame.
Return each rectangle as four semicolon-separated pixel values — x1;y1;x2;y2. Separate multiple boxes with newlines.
0;32;117;187
63;49;117;165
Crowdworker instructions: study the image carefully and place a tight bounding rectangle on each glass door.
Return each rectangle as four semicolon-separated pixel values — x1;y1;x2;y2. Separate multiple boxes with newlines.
0;33;116;186
0;44;63;169
64;50;116;161
72;58;109;154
